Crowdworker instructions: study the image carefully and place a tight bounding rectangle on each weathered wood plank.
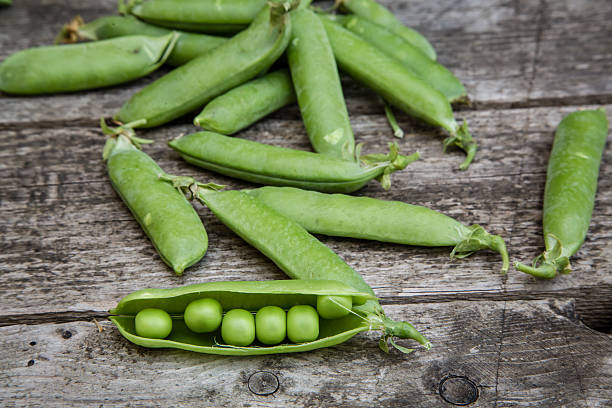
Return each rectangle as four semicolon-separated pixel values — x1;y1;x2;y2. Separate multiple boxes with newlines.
1;0;611;125
1;300;609;407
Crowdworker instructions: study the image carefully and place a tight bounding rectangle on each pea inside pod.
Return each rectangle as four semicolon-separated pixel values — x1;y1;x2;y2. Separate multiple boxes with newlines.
0;33;178;95
168;131;418;193
110;279;382;355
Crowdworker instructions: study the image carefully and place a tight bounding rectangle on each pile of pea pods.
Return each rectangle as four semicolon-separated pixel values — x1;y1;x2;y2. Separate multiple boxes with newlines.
1;0;608;355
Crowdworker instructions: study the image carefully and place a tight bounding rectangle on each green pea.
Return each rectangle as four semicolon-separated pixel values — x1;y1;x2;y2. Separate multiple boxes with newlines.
0;33;177;95
194;69;296;134
338;15;467;103
245;186;509;273
59;15;227;67
221;309;256;347
115;2;294;128
320;16;477;170
515;108;609;279
135;308;173;339
104;123;208;275
288;8;355;161
287;305;319;343
338;0;436;60
317;295;352;319
168;131;418;193
184;298;223;333
255;306;287;345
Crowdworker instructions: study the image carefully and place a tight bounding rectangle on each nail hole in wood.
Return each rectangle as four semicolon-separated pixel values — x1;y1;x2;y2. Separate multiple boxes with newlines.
62;330;72;339
27;360;35;367
29;341;36;346
439;375;479;406
248;371;279;396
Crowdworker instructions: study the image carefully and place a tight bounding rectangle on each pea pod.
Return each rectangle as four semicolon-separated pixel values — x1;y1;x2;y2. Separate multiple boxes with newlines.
288;8;355;161
58;16;227;67
115;2;294;128
245;186;509;272
515;109;609;279
337;0;436;60
109;280;387;355
194;69;296;134
337;14;467;103
160;175;432;353
0;33;177;95
102;121;208;275
168;131;419;193
320;16;476;170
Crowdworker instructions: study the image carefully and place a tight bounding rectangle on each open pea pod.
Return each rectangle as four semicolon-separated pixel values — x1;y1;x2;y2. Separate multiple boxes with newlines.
110;280;383;355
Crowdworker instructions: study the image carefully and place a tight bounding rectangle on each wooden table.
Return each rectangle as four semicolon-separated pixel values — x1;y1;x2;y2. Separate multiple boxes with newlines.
1;1;611;406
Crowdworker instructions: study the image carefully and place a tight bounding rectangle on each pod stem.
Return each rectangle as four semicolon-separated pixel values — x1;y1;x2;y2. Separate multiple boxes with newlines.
158;173;225;202
383;100;404;139
269;0;300;25
359;143;419;190
379;318;432;354
444;121;477;170
55;15;84;44
117;0;141;15
450;225;510;273
514;234;571;279
100;118;151;160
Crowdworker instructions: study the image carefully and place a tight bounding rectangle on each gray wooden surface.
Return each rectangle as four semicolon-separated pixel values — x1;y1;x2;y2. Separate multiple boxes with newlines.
1;0;611;407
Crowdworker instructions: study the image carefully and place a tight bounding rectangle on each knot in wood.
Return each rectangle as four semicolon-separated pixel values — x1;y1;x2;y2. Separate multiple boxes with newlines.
438;375;478;406
247;371;279;396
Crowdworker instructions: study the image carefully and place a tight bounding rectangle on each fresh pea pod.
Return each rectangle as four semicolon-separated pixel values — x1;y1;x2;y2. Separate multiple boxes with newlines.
337;14;467;103
0;0;11;6
160;175;432;353
245;186;509;272
337;0;436;60
515;109;609;279
320;16;476;170
58;15;227;67
102;121;208;275
0;33;177;95
168;131;418;193
115;2;294;128
193;69;296;134
109;279;387;355
288;8;355;161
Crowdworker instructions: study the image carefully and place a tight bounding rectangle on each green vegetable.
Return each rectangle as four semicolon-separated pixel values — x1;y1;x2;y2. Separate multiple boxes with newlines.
109;279;382;355
221;309;256;346
515;108;609;279
287;305;319;343
245;186;509;272
58;15;227;66
168;131;418;193
102;121;208;275
159;175;432;353
338;0;436;60
135;308;173;339
255;306;287;345
0;33;177;95
115;2;294;128
288;8;355;161
320;16;476;170
194;69;296;134
317;295;352;319
338;14;467;103
184;298;223;333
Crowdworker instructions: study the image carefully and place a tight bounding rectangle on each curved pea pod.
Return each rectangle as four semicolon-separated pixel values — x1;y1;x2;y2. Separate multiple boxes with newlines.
0;33;177;95
320;16;476;170
245;186;509;273
288;8;355;161
338;0;436;60
109;280;384;355
193;69;296;134
58;15;227;67
338;14;467;104
115;2;294;128
168;131;419;193
159;176;432;353
102;121;208;275
515;108;609;279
